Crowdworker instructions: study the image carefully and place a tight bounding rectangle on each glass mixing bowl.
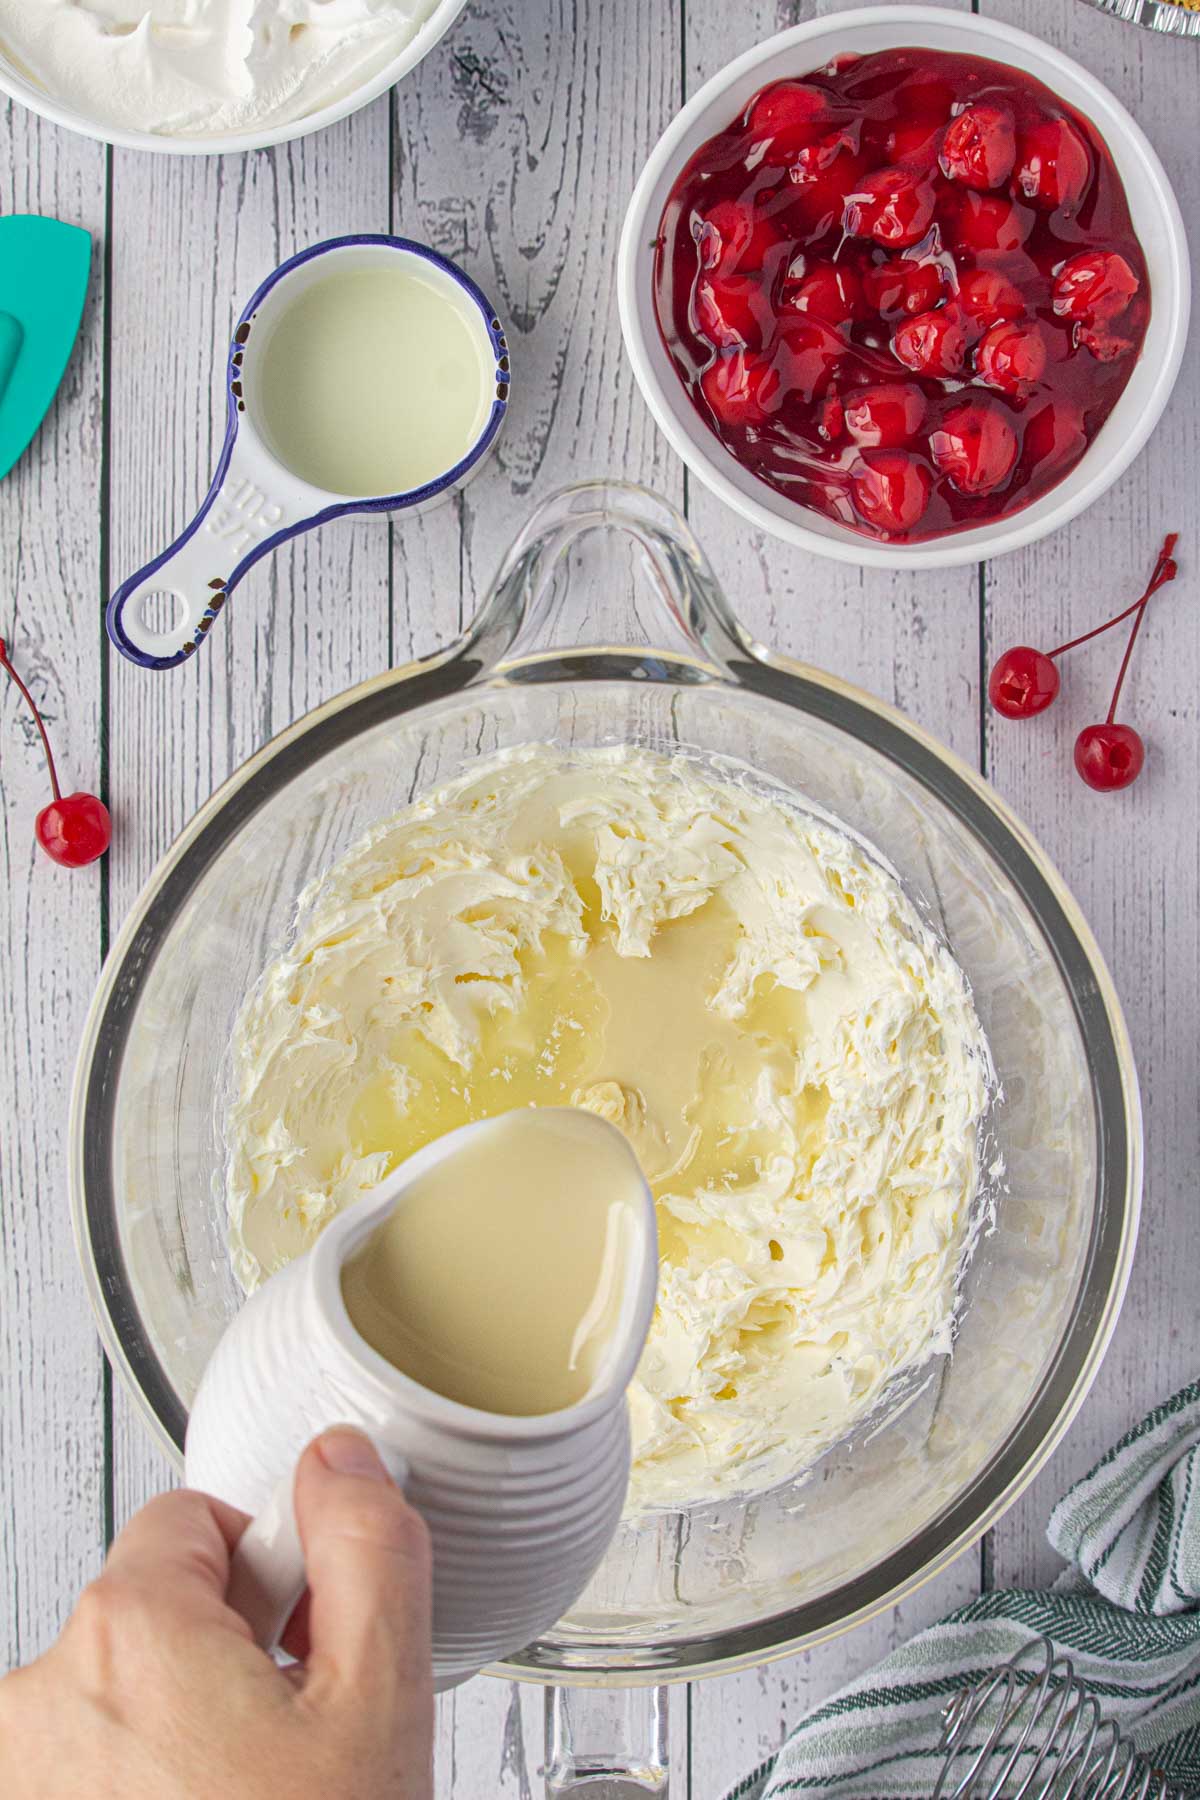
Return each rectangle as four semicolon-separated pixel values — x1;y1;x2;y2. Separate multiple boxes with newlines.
70;482;1139;1778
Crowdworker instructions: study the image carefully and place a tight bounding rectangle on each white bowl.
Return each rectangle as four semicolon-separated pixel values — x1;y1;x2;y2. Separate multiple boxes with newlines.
618;4;1191;570
0;0;467;156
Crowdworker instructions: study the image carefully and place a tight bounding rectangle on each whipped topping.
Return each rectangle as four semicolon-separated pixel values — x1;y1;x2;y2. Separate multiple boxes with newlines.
0;0;440;138
224;746;992;1510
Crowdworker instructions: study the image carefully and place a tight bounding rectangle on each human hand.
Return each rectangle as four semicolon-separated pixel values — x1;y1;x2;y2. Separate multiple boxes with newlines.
0;1428;433;1800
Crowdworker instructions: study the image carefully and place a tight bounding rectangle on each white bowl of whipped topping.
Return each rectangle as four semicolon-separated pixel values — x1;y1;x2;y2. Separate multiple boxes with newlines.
0;0;468;154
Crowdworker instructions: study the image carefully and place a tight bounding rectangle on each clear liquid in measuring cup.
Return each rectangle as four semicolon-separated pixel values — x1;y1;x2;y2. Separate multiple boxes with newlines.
256;264;493;499
340;1111;641;1416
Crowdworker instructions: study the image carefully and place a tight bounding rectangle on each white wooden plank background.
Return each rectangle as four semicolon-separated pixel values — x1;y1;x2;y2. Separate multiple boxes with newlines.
0;97;108;1668
1;0;1197;1793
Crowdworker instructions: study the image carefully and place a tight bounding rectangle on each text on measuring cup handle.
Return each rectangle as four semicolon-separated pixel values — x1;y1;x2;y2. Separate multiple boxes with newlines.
205;477;285;557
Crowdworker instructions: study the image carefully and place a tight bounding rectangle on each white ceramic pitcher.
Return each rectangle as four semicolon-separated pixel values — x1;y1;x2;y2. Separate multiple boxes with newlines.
184;1109;658;1688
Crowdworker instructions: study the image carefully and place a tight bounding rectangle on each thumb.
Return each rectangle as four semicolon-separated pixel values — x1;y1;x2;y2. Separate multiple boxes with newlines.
293;1427;433;1712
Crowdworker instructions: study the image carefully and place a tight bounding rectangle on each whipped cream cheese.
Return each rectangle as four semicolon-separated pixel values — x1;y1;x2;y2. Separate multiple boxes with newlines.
225;746;992;1509
0;0;439;139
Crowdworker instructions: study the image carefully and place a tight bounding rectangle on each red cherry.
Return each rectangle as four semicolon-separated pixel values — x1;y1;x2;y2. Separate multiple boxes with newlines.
774;318;842;404
746;81;829;163
1014;117;1091;213
975;320;1048;395
849;450;932;535
845;167;935;248
950;191;1031;254
883;116;943;172
700;350;780;426
693;274;772;349
955;267;1024;331
1052;250;1140;324
862;258;943;317
1078;323;1135;364
0;636;110;868
36;792;113;867
939;104;1016;191
892;307;970;378
843;382;926;448
817;391;844;442
782;260;863;326
930;401;1019;496
1074;723;1145;791
1070;534;1179;788
787;127;855;181
988;646;1061;719
787;133;869;236
695;200;781;274
896;74;955;123
986;536;1179;783
1023;398;1086;477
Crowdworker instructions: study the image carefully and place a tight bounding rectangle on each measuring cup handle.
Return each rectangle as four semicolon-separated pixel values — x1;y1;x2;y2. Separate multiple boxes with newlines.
106;442;314;670
226;1442;409;1655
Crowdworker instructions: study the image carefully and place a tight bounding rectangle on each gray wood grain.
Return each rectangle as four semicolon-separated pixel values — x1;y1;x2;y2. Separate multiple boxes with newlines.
0;104;108;1668
979;0;1200;1591
391;0;686;636
1;0;1197;1795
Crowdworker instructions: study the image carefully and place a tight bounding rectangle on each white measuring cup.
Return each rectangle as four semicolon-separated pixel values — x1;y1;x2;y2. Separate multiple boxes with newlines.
106;234;510;671
184;1108;659;1689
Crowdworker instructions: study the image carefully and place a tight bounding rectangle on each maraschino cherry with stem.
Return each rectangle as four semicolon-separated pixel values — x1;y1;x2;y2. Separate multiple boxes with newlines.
988;533;1179;722
0;636;111;866
1075;534;1178;792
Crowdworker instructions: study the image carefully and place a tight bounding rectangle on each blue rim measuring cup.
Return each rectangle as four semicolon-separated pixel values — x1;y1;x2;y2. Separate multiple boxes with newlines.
106;234;510;671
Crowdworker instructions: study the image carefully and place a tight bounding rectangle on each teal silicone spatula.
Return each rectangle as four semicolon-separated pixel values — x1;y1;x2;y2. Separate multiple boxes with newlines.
0;215;91;481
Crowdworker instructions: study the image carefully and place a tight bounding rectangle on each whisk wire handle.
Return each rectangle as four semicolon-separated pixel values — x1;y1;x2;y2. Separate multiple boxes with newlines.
934;1636;1184;1800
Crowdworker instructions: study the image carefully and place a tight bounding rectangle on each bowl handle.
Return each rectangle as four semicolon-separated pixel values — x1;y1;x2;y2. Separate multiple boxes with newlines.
466;480;754;683
544;1682;670;1797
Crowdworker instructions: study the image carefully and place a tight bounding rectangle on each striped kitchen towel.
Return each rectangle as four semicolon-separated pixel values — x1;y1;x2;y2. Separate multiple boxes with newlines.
727;1379;1200;1799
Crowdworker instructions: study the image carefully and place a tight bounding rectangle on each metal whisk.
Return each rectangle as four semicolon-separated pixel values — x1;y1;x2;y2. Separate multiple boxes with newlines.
932;1636;1187;1800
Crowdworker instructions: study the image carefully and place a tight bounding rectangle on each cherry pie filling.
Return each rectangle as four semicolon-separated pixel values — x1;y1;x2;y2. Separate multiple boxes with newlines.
653;48;1150;543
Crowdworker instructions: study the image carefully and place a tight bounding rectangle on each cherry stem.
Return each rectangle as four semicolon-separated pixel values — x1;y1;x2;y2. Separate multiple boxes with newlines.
1047;533;1180;661
0;636;61;802
1105;534;1179;726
